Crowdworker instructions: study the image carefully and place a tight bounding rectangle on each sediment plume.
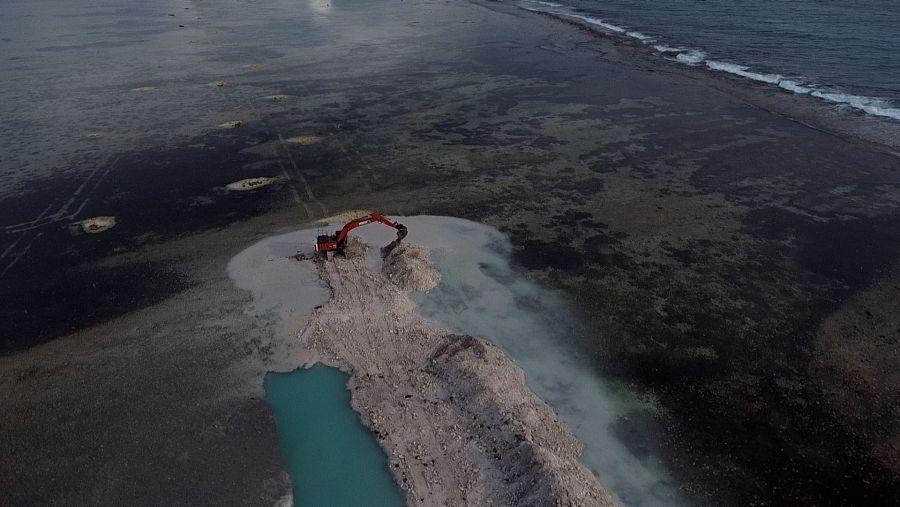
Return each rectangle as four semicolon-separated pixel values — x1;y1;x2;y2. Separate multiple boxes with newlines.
300;237;616;506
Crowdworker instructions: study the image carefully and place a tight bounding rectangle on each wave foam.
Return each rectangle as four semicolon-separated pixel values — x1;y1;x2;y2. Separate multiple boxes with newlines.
810;91;900;120
566;13;627;33
704;61;900;119
705;60;782;84
675;50;706;65
653;44;683;53
778;80;811;94
518;0;900;122
626;30;652;41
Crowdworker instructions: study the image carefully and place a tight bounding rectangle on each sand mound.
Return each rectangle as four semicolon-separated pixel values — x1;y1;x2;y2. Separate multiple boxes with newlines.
301;238;615;506
76;216;116;233
381;242;441;292
226;177;277;191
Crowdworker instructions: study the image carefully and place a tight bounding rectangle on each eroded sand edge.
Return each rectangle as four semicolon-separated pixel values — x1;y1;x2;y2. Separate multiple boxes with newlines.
300;238;616;505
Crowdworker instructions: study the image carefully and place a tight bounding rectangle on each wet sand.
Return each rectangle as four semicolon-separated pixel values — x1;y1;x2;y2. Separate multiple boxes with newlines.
301;237;614;505
2;0;900;504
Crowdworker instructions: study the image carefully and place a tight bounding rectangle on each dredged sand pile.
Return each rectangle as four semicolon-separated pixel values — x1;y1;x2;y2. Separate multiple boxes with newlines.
300;237;615;506
381;242;442;293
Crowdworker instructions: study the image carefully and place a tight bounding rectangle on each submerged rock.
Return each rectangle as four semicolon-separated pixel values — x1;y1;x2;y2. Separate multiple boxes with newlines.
76;216;117;234
226;177;278;191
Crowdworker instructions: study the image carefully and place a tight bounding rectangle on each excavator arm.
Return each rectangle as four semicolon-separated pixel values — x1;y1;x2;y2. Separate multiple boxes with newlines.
334;213;407;245
315;212;407;256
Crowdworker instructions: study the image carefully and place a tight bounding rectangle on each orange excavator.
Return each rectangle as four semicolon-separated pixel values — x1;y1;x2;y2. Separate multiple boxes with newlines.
315;212;407;258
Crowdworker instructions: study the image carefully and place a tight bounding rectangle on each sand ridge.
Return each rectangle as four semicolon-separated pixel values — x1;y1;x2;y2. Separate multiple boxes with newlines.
300;237;616;506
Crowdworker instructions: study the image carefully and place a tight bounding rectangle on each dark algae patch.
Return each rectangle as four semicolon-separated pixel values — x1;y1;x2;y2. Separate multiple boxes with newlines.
4;0;900;503
0;260;189;353
0;124;341;353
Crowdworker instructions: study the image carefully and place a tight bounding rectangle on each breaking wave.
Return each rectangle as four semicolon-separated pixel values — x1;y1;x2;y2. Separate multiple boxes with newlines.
519;0;900;121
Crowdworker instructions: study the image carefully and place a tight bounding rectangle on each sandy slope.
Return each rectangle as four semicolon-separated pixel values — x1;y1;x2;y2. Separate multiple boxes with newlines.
301;237;616;505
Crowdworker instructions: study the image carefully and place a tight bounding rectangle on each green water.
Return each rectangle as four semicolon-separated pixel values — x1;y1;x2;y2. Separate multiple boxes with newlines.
263;365;405;507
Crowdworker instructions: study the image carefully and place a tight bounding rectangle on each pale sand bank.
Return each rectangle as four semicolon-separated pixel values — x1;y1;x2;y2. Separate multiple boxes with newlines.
306;237;615;505
229;218;617;505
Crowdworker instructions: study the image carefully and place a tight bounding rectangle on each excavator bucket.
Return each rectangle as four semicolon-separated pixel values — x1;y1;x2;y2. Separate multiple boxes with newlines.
381;224;407;257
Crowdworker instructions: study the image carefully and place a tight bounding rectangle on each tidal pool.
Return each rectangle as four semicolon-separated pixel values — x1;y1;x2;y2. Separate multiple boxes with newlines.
263;365;404;507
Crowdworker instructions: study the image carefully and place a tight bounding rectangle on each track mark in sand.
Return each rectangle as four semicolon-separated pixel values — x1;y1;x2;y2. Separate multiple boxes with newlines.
1;200;57;234
282;80;381;189
0;232;43;279
258;126;313;219
1;158;118;235
275;131;328;216
0;158;118;279
0;235;25;267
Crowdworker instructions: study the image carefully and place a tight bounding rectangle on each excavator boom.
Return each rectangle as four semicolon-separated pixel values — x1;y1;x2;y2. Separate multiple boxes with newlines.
315;212;407;257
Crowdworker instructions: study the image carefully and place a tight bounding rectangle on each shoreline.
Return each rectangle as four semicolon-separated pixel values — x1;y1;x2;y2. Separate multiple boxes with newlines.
515;1;900;123
2;0;899;503
502;1;900;154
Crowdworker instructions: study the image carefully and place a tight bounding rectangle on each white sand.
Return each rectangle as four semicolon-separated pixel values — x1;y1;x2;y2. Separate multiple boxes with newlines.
304;237;615;505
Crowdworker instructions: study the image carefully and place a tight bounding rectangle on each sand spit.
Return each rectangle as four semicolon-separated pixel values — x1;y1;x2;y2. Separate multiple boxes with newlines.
301;237;615;506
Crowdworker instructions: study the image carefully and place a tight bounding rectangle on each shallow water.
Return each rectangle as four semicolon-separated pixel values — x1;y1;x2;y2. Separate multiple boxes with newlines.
353;216;682;507
263;365;404;507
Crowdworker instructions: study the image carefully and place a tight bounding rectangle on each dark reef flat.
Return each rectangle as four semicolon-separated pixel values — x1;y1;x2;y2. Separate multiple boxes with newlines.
1;0;899;504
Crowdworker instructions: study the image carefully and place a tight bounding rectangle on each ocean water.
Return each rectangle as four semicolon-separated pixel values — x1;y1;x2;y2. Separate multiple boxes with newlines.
519;0;900;120
264;365;405;507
